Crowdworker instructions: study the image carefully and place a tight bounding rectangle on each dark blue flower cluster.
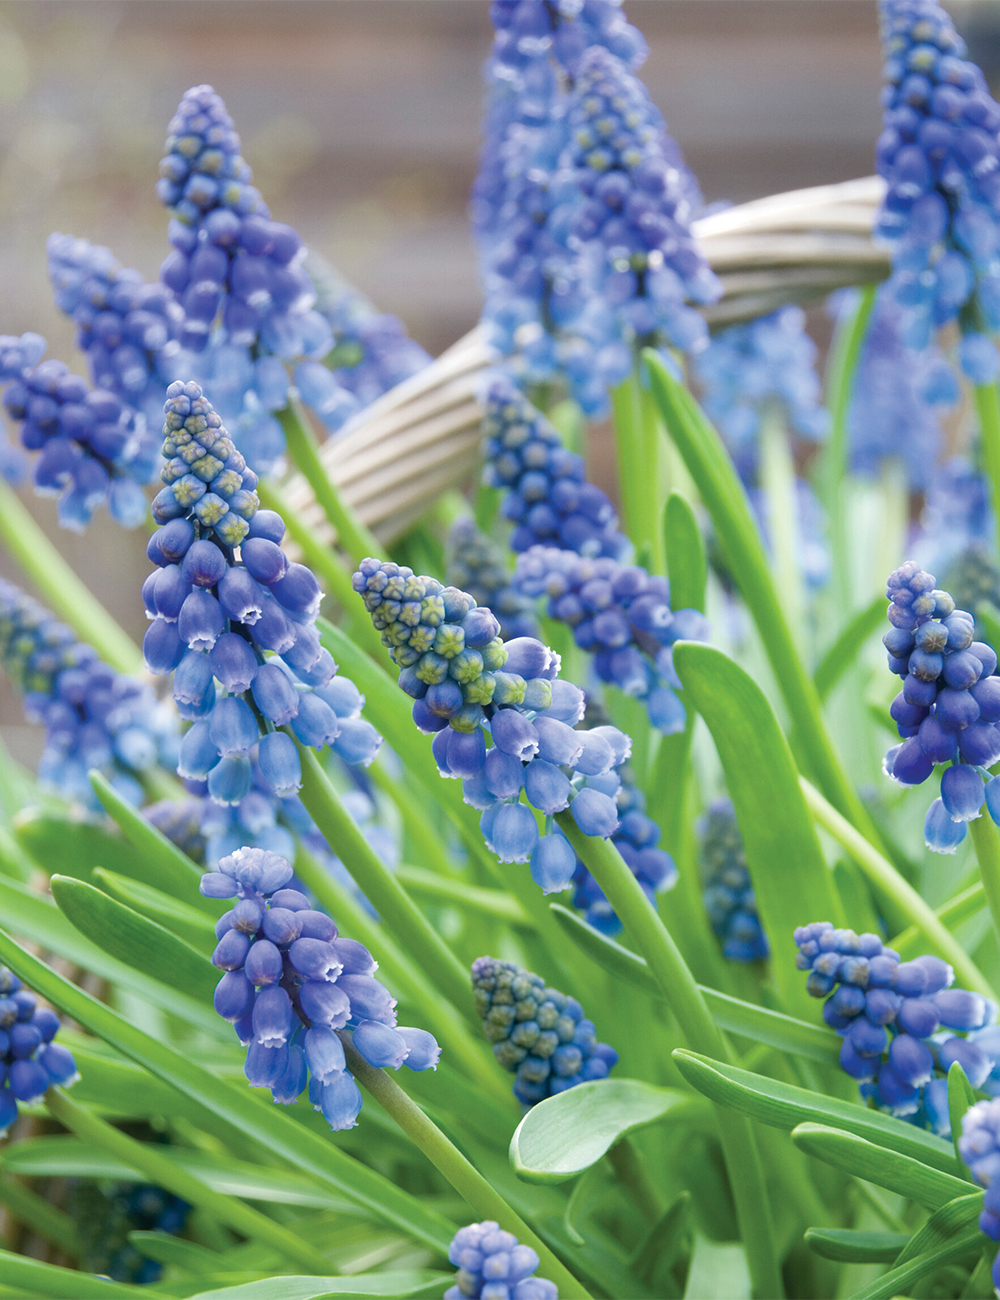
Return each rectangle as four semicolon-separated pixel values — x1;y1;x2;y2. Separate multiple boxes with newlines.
0;965;78;1135
959;1099;1000;1288
796;921;995;1123
881;562;1000;853
157;85;331;362
144;381;380;809
68;1180;190;1286
447;1220;558;1300
692;306;829;485
0;332;156;530
570;761;676;934
447;515;539;642
203;847;439;1128
0;579;177;809
876;0;1000;380
481;376;627;559
352;558;633;872
471;956;616;1107
512;545;708;732
698;799;768;963
47;233;185;430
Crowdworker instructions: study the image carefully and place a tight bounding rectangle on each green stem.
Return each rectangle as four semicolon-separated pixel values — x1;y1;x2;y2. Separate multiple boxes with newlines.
799;777;992;996
0;479;142;675
292;742;473;1017
607;1137;664;1222
256;478;384;662
277;400;380;566
975;383;1000;553
45;1087;330;1274
890;881;986;956
759;402;804;651
555;814;784;1300
0;1173;81;1258
396;864;531;927
823;283;876;513
368;752;462;881
638;372;667;575
968;814;1000;950
610;375;643;556
339;1035;594;1300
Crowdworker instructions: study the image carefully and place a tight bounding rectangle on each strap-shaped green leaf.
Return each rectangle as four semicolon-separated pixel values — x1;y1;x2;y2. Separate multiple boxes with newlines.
814;594;885;702
664;492;707;613
93;868;219;954
185;1273;449;1300
0;927;457;1253
670;642;844;1016
845;1226;983;1300
790;1122;970;1209
804;1229;910;1263
0;1248;170;1298
947;1062;979;1173
50;875;219;1005
892;1191;981;1265
510;1079;712;1183
15;810;146;885
672;1049;960;1175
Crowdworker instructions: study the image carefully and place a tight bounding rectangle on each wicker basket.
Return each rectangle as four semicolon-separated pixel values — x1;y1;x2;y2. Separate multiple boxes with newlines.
282;174;888;549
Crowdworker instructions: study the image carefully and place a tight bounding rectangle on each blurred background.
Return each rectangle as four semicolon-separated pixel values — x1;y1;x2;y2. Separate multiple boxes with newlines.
0;0;998;759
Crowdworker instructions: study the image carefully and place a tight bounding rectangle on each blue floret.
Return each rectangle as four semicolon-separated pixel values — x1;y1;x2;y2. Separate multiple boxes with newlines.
0;965;78;1135
446;1219;558;1300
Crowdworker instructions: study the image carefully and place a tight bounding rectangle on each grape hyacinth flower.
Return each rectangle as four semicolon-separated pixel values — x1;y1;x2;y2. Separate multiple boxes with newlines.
482;376;627;559
796;921;996;1126
876;0;1000;380
446;1220;558;1300
880;562;1000;853
959;1100;1000;1288
0;965;79;1135
512;545;708;733
352;557;633;874
699;799;769;963
0;332;156;529
447;515;539;642
570;760;677;934
144;381;380;810
202;847;439;1127
919;457;995;585
67;1180;190;1286
0;579;177;809
472;956;616;1107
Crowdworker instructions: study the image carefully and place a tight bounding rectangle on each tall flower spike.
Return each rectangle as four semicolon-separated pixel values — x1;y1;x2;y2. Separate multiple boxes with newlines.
0;332;156;530
959;1100;1000;1289
876;0;1000;380
880;562;1000;852
352;557;632;872
472;957;616;1107
446;515;540;642
202;847;440;1128
447;1220;558;1300
0;965;79;1135
796;920;997;1130
0;579;177;809
481;375;627;560
699;799;768;963
512;546;708;733
144;380;380;812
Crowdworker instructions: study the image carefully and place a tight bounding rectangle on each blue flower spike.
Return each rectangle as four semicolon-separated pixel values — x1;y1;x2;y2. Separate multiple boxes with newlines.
699;799;769;963
202;847;440;1128
446;1220;558;1300
472;957;616;1108
447;515;539;642
959;1099;1000;1288
0;965;78;1135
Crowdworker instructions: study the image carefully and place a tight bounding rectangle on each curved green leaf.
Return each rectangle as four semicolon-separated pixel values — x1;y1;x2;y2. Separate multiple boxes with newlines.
892;1191;981;1265
50;875;218;1005
93;867;219;955
790;1122;970;1209
61;1040;243;1124
804;1229;910;1263
814;594;885;702
845;1227;982;1300
672;642;843;1016
0;1248;170;1298
186;1274;449;1300
664;492;706;613
510;1079;711;1184
672;1050;960;1175
124;1232;221;1275
682;1235;750;1300
15;811;144;884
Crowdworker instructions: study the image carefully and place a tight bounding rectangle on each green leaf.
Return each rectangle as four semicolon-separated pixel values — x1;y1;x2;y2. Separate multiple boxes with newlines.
0;874;226;1038
125;1232;223;1274
671;642;844;1016
948;1061;979;1173
682;1235;750;1300
892;1191;981;1266
60;1041;243;1124
790;1122;970;1209
509;1079;711;1184
814;594;885;702
844;1227;982;1300
89;769;205;904
672;1050;961;1176
15;810;147;884
0;929;456;1253
803;1229;910;1263
50;875;219;1005
185;1275;448;1300
550;904;841;1064
664;492;707;613
0;1248;170;1298
93;867;219;954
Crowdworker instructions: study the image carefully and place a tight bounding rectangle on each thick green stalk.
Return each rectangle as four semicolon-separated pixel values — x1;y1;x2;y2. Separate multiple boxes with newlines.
0;479;142;675
555;814;783;1300
799;777;992;996
45;1087;331;1273
292;742;473;1017
339;1035;594;1300
277;400;380;566
976;383;1000;552
968;814;1000;950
